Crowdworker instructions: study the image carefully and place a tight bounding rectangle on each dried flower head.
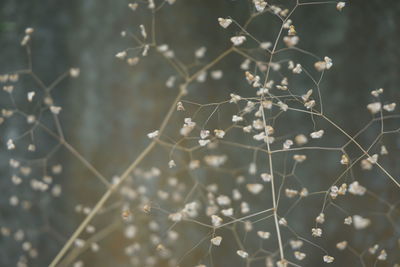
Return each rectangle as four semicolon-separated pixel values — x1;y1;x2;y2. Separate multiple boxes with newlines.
231;36;247;46
336;2;346;11
218;18;232;28
211;236;222;246
236;250;248;258
323;255;334;263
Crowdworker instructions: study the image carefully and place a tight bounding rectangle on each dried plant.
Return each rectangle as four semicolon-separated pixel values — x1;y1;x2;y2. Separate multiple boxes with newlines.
1;1;400;267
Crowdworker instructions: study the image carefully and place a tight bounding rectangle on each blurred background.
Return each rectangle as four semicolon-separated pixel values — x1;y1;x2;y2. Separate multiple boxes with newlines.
1;0;400;266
